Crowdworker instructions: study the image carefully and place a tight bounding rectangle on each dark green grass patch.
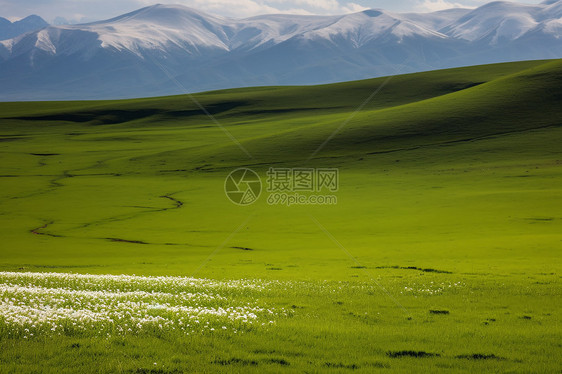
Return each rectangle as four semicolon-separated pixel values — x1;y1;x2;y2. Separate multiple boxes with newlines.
387;351;441;358
429;310;450;315
455;353;506;360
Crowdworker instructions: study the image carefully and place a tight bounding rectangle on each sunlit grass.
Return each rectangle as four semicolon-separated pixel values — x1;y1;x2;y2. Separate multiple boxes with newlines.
0;60;560;372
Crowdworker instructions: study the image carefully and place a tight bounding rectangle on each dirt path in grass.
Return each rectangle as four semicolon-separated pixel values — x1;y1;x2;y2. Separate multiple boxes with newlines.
16;153;186;243
30;221;62;238
28;193;191;246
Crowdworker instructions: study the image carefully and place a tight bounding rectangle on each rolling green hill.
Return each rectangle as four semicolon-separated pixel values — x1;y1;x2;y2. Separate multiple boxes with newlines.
0;59;560;373
0;59;560;276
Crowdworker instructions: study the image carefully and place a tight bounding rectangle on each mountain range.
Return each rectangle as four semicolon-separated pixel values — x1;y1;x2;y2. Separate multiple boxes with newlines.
0;15;48;41
0;1;561;101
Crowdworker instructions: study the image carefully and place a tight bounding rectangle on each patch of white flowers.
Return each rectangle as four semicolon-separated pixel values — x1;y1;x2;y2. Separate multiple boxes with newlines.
0;272;286;338
401;281;465;296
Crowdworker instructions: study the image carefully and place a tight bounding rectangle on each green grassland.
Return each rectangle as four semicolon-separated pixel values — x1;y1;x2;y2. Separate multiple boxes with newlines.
0;59;561;372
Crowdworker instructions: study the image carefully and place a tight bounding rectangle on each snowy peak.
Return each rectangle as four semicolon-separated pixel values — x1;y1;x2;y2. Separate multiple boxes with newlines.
98;4;227;27
70;4;234;55
230;14;338;50
441;0;559;42
541;0;562;18
402;9;472;31
298;9;447;48
0;15;48;41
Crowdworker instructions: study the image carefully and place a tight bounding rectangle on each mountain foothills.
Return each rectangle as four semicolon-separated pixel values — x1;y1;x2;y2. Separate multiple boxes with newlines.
0;0;561;100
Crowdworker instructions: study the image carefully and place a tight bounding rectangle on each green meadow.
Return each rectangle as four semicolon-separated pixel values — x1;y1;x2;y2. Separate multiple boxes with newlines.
0;59;561;372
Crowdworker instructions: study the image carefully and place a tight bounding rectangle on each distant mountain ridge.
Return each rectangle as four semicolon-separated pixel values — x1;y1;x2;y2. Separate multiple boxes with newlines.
0;15;48;41
0;1;561;101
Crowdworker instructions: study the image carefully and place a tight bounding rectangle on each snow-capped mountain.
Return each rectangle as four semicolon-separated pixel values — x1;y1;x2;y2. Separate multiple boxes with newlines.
0;1;560;101
0;15;48;41
441;1;545;43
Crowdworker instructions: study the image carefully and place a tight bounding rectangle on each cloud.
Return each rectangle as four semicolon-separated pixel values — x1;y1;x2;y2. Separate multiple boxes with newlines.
135;0;367;18
416;0;473;12
0;0;370;22
5;0;544;22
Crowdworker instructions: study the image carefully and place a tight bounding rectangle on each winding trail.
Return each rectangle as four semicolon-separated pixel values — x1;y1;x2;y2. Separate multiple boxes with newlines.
77;193;185;229
30;221;62;238
11;157;118;200
29;193;188;246
159;194;183;209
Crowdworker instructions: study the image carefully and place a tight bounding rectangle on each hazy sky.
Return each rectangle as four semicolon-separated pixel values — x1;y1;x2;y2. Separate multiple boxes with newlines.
0;0;546;23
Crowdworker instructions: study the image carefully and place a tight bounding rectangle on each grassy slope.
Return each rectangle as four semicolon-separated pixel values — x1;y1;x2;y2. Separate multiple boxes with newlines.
0;59;560;372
